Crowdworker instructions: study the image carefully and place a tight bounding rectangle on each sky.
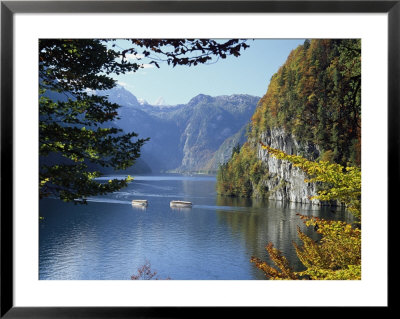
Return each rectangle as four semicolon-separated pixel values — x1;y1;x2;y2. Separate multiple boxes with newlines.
110;39;305;105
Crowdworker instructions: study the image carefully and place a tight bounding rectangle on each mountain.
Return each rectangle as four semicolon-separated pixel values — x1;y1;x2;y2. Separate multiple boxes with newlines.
98;85;141;108
153;97;167;106
217;39;361;204
170;94;260;172
40;86;152;175
203;123;249;173
98;86;260;173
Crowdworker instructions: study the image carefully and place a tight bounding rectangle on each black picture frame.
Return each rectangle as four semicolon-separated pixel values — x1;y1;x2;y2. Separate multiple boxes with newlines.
1;0;395;317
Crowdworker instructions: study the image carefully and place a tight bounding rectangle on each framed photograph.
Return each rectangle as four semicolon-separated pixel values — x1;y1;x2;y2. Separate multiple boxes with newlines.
1;0;395;316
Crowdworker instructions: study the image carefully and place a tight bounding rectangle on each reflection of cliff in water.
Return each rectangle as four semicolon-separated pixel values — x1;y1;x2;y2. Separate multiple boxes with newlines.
215;196;352;278
181;178;216;199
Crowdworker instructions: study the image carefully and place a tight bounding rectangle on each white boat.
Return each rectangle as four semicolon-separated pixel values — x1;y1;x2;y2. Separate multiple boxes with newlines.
131;200;148;207
170;200;192;208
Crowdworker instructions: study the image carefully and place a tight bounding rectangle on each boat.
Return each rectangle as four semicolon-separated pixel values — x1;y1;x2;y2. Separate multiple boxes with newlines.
131;200;148;207
170;200;192;208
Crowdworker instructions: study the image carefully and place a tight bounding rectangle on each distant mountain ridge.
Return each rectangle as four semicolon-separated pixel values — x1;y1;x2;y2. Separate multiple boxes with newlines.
98;86;260;173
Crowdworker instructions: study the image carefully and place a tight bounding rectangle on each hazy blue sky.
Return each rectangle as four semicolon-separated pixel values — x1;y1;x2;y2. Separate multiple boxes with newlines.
110;39;305;105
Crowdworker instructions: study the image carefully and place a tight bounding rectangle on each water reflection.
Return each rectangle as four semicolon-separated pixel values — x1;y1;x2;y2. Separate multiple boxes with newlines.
215;195;351;275
182;178;215;199
170;207;192;213
131;205;147;211
40;175;352;280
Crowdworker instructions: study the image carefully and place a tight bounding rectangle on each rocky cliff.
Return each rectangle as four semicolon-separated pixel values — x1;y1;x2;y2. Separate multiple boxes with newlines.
217;39;361;206
176;94;259;172
256;127;320;204
204;124;248;172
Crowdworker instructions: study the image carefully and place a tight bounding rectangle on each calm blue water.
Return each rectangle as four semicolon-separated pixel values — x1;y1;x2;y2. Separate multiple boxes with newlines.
39;175;351;280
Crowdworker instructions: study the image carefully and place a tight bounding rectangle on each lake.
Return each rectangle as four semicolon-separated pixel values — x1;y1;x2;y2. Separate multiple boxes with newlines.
39;175;352;280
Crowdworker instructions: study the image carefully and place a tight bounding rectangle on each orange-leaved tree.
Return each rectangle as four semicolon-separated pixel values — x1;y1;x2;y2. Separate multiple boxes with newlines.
250;142;361;280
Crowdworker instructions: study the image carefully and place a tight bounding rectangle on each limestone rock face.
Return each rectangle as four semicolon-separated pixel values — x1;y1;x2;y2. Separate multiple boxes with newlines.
258;127;320;204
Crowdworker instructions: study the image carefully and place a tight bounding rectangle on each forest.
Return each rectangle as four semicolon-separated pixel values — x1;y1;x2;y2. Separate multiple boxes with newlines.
217;39;362;280
217;39;361;199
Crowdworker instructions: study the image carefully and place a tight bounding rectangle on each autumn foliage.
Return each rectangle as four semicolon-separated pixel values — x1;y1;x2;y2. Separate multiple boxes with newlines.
250;39;361;167
217;39;361;200
216;143;268;197
294;215;361;280
251;144;361;280
250;243;299;280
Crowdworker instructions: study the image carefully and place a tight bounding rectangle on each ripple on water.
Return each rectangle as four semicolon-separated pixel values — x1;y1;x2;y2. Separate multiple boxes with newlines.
39;176;351;280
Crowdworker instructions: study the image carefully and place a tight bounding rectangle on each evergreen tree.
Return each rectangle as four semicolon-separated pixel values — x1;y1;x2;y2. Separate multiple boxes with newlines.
231;143;241;157
39;39;249;202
